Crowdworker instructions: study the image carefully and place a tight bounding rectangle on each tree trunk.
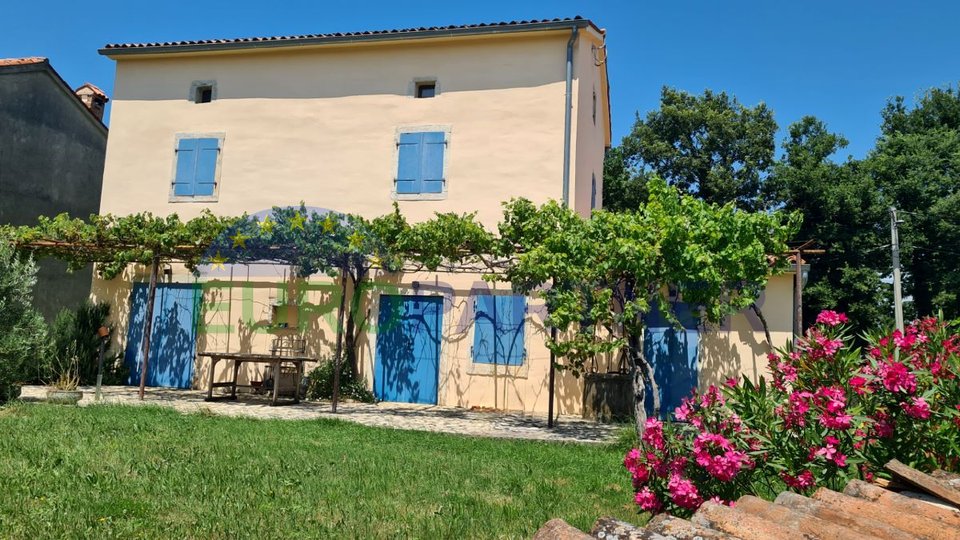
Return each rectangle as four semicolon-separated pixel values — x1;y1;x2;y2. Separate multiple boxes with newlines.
627;331;648;435
628;332;661;432
137;256;161;401
331;266;347;413
344;265;368;379
750;302;773;353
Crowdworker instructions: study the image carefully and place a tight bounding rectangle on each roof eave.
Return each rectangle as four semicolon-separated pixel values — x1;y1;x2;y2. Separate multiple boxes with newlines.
99;19;599;58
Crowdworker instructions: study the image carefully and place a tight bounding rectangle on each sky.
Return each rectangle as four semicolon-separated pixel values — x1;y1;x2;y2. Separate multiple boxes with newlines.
3;0;959;159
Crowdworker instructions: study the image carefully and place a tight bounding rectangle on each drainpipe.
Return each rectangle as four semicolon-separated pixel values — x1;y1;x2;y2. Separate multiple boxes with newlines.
562;26;579;208
549;26;578;429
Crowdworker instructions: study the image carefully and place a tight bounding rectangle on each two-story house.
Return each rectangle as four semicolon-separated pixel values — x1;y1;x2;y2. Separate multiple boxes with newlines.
94;17;794;417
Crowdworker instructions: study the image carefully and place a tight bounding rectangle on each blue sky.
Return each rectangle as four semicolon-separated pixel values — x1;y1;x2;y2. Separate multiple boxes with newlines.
4;0;959;159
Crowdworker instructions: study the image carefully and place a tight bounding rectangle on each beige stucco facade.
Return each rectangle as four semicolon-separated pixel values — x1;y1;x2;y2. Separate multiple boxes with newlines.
94;20;794;416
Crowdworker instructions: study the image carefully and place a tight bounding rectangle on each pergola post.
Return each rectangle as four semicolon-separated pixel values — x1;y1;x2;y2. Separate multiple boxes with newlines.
138;256;161;400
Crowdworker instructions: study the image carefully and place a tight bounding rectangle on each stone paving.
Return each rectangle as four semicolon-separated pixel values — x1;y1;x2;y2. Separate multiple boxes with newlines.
18;385;619;444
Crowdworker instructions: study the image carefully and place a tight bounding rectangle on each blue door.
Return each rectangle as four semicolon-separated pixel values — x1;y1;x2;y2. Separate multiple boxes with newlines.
125;283;201;389
374;295;442;404
644;301;699;418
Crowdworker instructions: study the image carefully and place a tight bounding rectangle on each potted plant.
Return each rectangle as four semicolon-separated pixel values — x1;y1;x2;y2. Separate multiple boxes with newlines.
46;353;83;405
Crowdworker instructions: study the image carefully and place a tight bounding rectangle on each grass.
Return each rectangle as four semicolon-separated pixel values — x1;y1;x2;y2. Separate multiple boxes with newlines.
0;403;641;539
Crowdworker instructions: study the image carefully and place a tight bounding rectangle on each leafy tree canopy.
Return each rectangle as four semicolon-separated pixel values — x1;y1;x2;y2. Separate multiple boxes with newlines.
498;179;799;429
869;87;960;318
768;116;891;333
610;87;778;212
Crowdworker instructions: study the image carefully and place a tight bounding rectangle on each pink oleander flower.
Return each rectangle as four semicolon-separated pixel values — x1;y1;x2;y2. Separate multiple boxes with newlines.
782;470;816;490
700;385;726;408
820;411;853;429
725;377;739;388
667;474;703;510
816;386;846;414
903;397;931;420
893;329;917;349
849;376;868;395
879;362;917;394
814;334;843;356
624;448;642;472
642;418;665;451
634;487;662;513
872;412;895;438
693;433;749;481
708;496;735;507
816;310;849;327
674;399;694;422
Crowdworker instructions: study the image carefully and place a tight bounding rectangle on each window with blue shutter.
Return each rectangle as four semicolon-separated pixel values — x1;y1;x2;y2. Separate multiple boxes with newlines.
472;294;526;366
173;137;221;199
396;131;446;195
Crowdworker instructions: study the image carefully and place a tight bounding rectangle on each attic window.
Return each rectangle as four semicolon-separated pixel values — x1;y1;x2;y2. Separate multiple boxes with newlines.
416;82;436;99
196;85;213;103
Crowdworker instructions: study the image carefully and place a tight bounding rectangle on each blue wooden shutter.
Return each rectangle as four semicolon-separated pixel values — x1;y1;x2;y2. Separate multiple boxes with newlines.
396;133;422;194
497;295;526;366
194;138;220;196
472;294;496;363
174;139;199;196
421;132;445;193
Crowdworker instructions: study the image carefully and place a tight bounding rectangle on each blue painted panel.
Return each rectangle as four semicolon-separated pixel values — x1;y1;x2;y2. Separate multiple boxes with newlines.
125;283;200;389
194;138;219;196
174;139;198;196
374;295;441;404
472;294;525;366
643;301;699;418
497;295;525;366
396;133;422;194
420;132;445;194
472;294;496;363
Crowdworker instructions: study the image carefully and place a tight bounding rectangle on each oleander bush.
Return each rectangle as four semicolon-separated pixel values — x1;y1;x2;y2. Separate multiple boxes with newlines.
625;311;960;516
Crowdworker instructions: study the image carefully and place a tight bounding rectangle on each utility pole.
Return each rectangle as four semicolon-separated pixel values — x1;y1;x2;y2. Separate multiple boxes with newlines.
890;207;904;333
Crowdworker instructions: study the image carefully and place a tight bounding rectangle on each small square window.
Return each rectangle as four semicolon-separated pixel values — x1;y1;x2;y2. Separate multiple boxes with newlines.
196;86;213;103
416;83;436;99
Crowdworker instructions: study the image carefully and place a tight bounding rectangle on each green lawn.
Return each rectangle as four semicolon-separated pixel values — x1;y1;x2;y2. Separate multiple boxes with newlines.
0;403;639;539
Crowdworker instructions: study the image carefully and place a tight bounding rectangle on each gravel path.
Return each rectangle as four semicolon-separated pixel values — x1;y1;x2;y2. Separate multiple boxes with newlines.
18;385;619;444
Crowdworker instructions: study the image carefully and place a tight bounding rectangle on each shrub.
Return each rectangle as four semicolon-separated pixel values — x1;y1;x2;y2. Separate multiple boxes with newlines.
305;356;376;404
0;243;47;403
624;311;960;516
49;301;126;385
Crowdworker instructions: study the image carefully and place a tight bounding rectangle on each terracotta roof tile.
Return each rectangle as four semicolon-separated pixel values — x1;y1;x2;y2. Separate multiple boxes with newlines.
0;57;48;66
102;17;594;52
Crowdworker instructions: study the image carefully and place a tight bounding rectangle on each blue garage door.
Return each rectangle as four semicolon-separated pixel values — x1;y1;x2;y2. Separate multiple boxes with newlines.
125;283;201;389
644;301;699;418
374;295;442;404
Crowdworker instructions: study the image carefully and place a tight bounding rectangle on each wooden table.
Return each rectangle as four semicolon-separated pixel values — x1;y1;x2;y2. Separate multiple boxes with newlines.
199;352;313;406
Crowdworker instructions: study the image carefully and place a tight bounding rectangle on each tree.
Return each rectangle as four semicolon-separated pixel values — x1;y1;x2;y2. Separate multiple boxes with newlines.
0;241;48;403
768;117;891;333
868;87;960;318
608;87;778;212
498;179;798;433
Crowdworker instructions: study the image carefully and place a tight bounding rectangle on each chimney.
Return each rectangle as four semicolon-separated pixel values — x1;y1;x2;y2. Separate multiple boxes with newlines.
74;83;108;122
